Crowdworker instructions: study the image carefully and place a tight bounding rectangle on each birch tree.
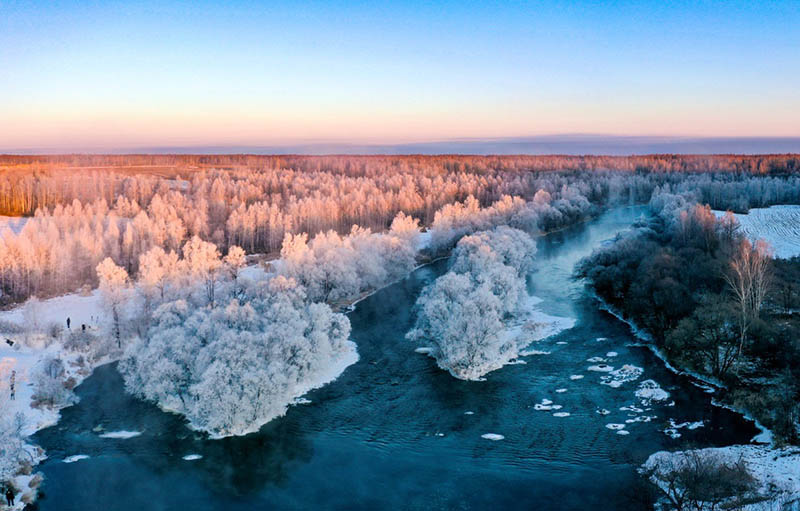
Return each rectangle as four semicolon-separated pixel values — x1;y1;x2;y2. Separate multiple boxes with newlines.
723;239;772;360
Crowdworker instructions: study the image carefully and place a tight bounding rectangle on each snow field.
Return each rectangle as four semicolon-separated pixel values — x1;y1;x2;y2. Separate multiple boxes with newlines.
713;205;800;259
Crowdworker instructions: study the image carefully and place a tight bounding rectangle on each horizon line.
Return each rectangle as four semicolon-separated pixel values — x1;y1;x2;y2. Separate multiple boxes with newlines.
3;135;800;157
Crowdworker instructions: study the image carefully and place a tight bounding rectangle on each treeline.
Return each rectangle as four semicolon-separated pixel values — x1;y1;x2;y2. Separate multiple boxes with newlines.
576;192;800;442
0;170;649;305
3;162;800;306
2;153;799;216
2;153;799;175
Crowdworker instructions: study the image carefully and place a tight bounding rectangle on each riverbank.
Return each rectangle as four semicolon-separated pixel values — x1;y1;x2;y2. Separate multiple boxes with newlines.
585;263;799;508
597;298;800;507
0;291;107;508
644;445;800;510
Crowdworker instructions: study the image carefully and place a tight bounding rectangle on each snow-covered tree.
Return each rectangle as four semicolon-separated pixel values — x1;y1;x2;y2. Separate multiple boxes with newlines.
96;257;130;348
119;275;356;437
137;246;180;305
181;236;223;305
407;226;536;380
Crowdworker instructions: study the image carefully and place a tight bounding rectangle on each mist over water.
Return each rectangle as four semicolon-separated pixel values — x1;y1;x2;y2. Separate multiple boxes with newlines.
33;206;757;511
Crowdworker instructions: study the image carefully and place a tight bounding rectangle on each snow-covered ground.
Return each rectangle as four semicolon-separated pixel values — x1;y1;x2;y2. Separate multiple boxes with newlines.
644;445;800;510
713;205;800;259
0;291;107;507
0;327;103;507
0;290;102;332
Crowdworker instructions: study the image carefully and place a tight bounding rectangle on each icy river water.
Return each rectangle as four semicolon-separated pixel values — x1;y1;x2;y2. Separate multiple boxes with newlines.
32;206;758;510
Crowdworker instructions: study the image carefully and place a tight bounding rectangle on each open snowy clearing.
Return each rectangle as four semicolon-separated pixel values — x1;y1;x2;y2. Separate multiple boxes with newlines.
0;290;102;332
713;205;800;259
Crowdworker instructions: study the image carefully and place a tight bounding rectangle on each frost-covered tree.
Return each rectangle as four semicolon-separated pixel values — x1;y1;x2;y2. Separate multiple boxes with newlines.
407;226;536;380
137;246;180;308
32;356;74;408
0;408;28;482
223;246;247;279
278;213;421;303
96;257;130;348
181;236;223;305
119;275;356;437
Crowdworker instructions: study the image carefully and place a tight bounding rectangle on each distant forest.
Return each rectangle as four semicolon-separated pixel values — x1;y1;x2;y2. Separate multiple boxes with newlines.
1;154;799;305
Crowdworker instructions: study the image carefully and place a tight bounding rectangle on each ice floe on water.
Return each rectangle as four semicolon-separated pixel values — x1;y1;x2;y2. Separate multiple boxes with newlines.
663;419;705;439
625;415;656;424
635;380;670;405
414;347;434;355
569;374;584;380
552;412;570;417
555;388;568;393
481;433;504;441
294;397;312;405
63;455;89;463
534;398;562;411
620;405;644;413
520;349;550;356
616;430;630;435
595;337;608;342
182;454;203;461
556;341;568;345
535;403;561;411
587;364;614;372
605;423;626;431
587;356;605;363
596;408;611;415
691;381;716;393
605;351;618;358
600;364;643;388
464;411;475;415
99;430;142;439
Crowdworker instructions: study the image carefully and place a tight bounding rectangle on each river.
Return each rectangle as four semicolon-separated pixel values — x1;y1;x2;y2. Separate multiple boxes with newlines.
32;206;758;510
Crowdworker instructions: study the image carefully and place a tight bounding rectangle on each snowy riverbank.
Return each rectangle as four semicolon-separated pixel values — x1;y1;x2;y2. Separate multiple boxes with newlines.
593;291;798;509
644;445;800;510
0;290;106;508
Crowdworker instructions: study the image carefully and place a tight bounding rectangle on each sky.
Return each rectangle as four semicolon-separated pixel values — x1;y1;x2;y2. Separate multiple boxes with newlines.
1;0;799;153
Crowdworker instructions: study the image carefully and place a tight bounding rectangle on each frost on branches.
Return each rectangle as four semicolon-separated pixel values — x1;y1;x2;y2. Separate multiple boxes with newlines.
406;226;537;380
278;213;420;303
119;275;356;438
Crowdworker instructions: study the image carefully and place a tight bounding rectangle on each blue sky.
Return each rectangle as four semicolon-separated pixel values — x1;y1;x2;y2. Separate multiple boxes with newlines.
1;0;799;151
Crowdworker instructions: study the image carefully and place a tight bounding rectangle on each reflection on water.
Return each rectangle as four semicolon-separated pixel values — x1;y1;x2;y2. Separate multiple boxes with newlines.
33;207;757;511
